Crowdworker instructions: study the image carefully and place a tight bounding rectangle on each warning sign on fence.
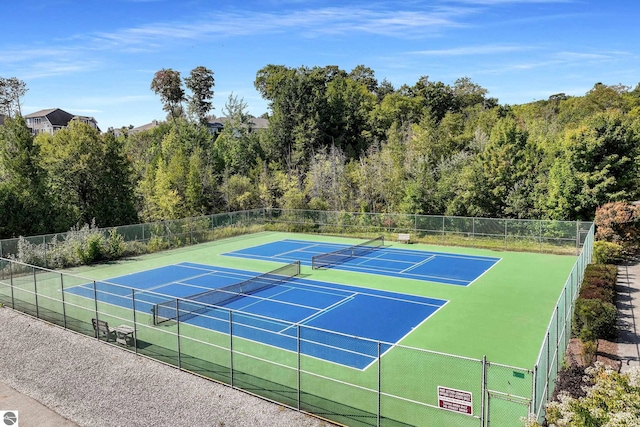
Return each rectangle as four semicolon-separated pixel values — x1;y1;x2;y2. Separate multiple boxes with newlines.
438;386;473;415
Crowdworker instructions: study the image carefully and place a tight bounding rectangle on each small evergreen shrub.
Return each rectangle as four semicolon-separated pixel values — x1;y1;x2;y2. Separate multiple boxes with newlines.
572;298;617;341
593;240;624;264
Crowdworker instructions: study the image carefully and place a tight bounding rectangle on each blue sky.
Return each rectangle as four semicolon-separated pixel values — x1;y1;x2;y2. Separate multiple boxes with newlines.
2;0;639;130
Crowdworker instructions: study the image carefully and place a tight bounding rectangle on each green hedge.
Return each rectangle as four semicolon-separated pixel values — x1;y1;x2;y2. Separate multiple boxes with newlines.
572;263;618;342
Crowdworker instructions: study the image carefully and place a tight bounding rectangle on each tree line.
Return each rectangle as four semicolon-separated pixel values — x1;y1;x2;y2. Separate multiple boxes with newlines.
1;67;640;239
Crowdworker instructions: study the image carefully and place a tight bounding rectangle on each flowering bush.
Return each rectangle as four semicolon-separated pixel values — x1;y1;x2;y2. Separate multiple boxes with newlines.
544;363;640;426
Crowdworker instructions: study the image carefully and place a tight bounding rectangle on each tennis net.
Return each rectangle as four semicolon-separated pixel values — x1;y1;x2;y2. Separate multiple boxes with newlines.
311;236;384;270
153;261;301;325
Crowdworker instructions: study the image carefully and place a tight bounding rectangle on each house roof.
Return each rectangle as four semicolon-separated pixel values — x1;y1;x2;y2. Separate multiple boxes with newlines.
207;116;269;129
130;120;161;134
24;108;75;127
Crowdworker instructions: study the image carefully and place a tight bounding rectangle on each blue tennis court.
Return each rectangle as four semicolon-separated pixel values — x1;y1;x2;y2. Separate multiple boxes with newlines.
65;262;447;369
223;239;500;286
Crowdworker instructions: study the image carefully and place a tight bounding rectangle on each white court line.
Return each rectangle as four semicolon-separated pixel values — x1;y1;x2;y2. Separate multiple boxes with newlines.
279;293;356;335
353;250;388;266
400;255;435;274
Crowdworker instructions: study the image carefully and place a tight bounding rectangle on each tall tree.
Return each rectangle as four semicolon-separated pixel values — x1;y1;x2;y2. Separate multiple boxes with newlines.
0;77;27;118
151;69;185;121
36;120;137;228
184;66;215;124
0;116;52;236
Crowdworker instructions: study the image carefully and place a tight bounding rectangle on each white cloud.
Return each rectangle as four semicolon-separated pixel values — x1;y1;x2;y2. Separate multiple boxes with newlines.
410;44;530;56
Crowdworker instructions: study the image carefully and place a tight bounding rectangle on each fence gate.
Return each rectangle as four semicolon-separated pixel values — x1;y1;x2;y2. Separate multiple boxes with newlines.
485;391;531;427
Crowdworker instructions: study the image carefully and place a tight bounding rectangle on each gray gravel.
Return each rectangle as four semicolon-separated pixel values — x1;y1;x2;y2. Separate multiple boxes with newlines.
0;308;335;427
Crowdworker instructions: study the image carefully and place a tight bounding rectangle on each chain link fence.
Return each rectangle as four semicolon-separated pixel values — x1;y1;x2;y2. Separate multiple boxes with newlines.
532;222;594;422
0;209;265;266
0;211;595;426
265;209;592;255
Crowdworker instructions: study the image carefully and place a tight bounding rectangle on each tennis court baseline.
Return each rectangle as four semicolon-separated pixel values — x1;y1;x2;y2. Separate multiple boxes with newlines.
65;262;447;369
224;239;500;286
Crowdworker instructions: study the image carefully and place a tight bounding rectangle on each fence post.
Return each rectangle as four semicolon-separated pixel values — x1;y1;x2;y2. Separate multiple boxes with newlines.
132;289;138;355
481;356;487;427
43;236;47;269
33;268;39;319
472;218;475;248
176;299;182;369
297;324;301;411
539;220;542;253
60;273;67;329
576;221;580;255
93;281;99;323
378;341;381;427
9;262;15;309
532;364;538;420
504;219;508;250
230;310;234;388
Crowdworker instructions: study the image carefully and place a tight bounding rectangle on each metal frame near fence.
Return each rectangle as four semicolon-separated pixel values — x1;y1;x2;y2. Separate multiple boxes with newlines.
0;210;595;426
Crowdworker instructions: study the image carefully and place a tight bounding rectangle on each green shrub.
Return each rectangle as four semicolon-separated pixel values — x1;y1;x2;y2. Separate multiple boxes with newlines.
147;236;169;252
573;298;617;341
106;228;126;259
593;240;624;264
584;263;618;281
579;283;614;303
76;232;105;264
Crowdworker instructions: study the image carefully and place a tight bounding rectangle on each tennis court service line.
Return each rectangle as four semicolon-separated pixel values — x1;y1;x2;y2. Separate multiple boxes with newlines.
273;242;327;259
136;267;225;293
294;293;356;327
229;285;324;313
399;255;436;274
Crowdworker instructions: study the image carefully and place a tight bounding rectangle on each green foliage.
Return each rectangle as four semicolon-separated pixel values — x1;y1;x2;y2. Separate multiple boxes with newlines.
151;68;185;121
572;263;617;341
106;228;126;259
184;66;215;124
573;298;617;341
595;202;640;255
593;240;624;264
545;364;640;427
36;120;138;230
76;232;105;264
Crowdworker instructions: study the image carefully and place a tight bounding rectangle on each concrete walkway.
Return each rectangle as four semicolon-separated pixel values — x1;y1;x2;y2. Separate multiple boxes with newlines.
616;261;640;372
0;381;78;427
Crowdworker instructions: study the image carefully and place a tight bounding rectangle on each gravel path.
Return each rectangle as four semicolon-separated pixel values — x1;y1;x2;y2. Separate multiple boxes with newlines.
0;308;335;427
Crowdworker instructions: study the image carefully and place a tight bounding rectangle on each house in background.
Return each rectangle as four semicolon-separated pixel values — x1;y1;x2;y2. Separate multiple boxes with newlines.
206;116;268;135
128;119;161;135
24;108;100;135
